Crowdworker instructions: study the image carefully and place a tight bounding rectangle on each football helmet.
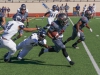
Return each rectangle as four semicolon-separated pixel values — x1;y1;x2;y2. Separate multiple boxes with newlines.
21;4;26;8
85;10;92;19
57;13;68;26
38;29;46;38
52;5;57;10
13;14;22;22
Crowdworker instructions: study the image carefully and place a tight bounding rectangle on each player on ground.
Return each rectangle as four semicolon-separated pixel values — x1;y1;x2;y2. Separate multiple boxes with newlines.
0;9;6;34
0;14;39;62
38;13;74;65
43;5;59;29
63;10;93;49
17;29;50;60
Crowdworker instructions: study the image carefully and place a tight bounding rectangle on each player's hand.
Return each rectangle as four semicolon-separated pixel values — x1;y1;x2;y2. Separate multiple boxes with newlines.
77;31;80;38
89;28;93;32
36;25;41;30
52;37;56;40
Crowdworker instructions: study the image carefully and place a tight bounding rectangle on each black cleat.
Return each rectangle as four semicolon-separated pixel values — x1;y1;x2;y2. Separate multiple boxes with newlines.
4;58;11;63
38;48;44;57
69;61;74;65
4;52;9;58
63;41;67;45
72;44;79;49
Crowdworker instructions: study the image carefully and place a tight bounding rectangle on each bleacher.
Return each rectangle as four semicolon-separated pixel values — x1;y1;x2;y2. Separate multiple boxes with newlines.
0;0;99;2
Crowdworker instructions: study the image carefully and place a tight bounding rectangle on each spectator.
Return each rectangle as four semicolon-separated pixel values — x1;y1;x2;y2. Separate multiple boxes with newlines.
92;3;96;17
64;3;69;16
82;4;87;16
7;7;10;17
60;4;64;13
87;4;92;12
56;4;60;12
4;6;7;17
75;4;80;16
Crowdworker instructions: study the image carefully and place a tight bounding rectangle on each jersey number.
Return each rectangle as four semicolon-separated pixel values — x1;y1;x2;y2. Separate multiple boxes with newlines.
6;23;14;31
51;13;56;17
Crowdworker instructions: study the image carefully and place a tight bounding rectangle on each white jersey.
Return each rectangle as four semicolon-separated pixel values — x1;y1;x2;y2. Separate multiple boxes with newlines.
2;21;24;39
92;5;96;11
17;8;28;13
24;33;47;47
83;6;87;12
48;9;58;19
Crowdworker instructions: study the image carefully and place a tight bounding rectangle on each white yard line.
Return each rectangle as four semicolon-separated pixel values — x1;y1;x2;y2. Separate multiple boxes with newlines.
68;17;100;75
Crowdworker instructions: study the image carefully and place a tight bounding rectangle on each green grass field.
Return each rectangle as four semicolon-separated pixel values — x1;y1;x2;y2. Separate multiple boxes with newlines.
0;17;100;75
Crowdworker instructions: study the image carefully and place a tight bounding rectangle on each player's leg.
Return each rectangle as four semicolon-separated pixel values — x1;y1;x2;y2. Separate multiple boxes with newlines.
17;40;25;50
43;18;52;29
3;39;17;62
72;31;85;49
54;38;74;65
63;27;77;45
17;47;32;60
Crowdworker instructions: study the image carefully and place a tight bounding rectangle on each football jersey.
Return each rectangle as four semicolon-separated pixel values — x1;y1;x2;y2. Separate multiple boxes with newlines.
13;12;28;23
2;21;24;39
24;33;47;47
17;8;28;13
74;16;89;30
48;9;58;19
49;20;69;38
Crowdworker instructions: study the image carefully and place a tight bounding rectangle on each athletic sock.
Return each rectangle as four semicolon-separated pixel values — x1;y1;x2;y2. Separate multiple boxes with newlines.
66;56;71;62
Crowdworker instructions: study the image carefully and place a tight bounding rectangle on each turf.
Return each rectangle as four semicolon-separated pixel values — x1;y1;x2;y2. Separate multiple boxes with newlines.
0;17;99;75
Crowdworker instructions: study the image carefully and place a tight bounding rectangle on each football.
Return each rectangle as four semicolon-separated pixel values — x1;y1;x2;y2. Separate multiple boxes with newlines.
50;31;59;37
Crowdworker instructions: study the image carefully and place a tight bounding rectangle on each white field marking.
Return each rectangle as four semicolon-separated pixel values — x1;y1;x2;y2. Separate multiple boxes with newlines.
68;17;100;75
95;18;100;19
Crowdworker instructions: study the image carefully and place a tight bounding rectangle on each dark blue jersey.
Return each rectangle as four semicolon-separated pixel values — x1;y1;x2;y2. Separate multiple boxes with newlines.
74;16;89;30
49;20;69;35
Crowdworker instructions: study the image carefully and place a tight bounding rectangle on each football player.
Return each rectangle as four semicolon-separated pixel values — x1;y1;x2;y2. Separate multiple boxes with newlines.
17;29;50;60
12;5;29;41
38;13;74;65
43;5;59;29
63;10;93;49
17;4;28;13
0;14;39;62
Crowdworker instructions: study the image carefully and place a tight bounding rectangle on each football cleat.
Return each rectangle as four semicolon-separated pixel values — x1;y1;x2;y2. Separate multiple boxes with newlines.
72;44;79;49
38;48;44;57
4;58;11;63
4;52;9;59
69;61;74;65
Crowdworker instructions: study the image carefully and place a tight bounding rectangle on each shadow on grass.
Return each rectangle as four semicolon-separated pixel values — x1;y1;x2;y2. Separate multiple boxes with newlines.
0;57;72;67
66;46;73;48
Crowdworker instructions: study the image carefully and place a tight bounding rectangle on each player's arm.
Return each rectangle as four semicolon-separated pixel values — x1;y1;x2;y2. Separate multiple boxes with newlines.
86;23;93;32
47;30;54;39
44;11;50;17
18;25;39;32
76;21;82;32
2;17;6;26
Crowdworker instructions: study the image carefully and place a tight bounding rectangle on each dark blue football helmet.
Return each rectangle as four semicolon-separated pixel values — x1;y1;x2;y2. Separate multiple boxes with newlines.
13;14;22;22
38;29;46;38
52;5;57;10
